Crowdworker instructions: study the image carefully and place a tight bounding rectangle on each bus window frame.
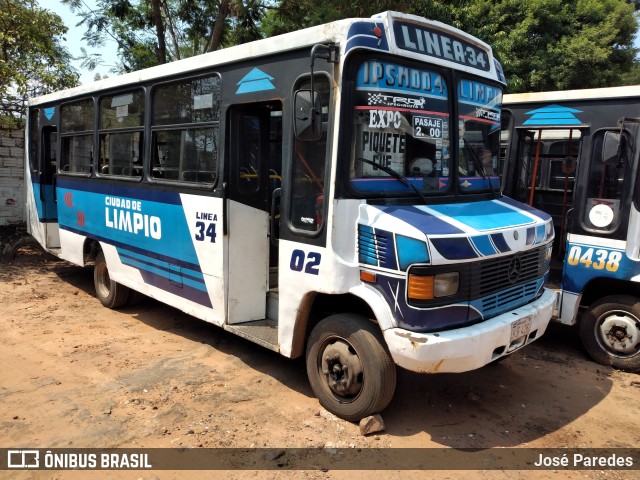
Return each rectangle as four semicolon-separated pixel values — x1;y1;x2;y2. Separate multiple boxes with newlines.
455;73;504;195
95;87;146;182
147;72;222;190
58;97;96;177
336;51;457;203
285;71;333;239
339;51;469;200
576;126;632;237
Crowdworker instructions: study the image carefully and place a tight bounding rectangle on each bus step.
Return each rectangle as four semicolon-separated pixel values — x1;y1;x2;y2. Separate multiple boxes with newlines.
224;319;279;352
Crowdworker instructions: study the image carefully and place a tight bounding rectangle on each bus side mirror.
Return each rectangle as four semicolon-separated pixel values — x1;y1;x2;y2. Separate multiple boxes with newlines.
602;131;621;166
294;90;322;141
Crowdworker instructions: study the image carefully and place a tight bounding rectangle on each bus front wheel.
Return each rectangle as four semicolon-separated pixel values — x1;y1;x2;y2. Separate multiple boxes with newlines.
94;251;130;309
580;295;640;371
305;314;396;422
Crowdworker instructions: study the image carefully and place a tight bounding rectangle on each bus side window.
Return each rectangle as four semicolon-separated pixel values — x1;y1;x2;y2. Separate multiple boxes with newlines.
60;99;94;174
290;75;330;232
583;130;626;232
237;115;261;194
151;75;220;184
98;91;144;178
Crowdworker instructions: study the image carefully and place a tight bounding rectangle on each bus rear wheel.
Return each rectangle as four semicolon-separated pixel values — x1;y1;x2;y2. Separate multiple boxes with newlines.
580;295;640;371
94;251;130;309
305;314;396;422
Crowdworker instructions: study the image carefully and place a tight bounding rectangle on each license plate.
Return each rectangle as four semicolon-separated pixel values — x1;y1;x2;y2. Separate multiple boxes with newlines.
510;317;532;342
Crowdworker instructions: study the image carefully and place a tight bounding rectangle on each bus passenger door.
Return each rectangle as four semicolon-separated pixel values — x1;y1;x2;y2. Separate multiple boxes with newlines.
28;119;60;250
226;102;282;324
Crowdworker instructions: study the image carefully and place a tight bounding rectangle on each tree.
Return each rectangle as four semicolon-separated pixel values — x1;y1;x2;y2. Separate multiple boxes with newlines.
451;0;638;92
265;0;638;93
64;0;267;73
0;0;78;127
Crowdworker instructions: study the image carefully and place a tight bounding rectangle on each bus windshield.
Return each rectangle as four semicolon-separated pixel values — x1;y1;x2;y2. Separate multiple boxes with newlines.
349;58;450;197
347;58;502;197
457;78;502;192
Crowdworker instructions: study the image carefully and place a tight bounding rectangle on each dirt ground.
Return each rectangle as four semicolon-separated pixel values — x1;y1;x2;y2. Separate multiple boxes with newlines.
1;249;639;480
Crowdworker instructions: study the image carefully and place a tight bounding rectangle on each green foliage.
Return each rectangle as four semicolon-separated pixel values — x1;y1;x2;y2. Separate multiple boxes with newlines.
454;0;638;92
264;0;638;93
64;0;267;73
63;0;639;93
262;0;416;36
0;0;78;127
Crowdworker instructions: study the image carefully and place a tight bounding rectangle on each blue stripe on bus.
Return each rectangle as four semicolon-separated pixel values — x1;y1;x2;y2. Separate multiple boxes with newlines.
56;177;184;205
536;225;546;244
490;233;511;253
117;248;204;280
428;200;534;231
396;234;429;270
374;205;464;235
499;196;552;222
526;227;536;245
60;225;202;273
119;256;207;292
431;237;478;260
135;267;212;308
470;235;497;256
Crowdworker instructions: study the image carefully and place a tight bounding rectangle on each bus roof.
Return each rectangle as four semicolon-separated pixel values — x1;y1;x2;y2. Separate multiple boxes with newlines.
30;10;499;107
504;85;640;105
29;18;352;107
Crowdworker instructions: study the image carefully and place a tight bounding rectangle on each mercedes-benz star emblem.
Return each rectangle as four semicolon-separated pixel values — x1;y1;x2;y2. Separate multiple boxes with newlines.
508;256;522;284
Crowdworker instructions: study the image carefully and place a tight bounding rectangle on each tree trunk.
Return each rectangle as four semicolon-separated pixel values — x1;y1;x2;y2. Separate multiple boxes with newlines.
151;0;167;64
206;0;230;53
161;0;181;60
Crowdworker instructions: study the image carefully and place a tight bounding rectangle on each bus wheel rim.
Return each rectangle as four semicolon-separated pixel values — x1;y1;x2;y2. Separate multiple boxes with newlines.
320;337;364;399
597;311;640;357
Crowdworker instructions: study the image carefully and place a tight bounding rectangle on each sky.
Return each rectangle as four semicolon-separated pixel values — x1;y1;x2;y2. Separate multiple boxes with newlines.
53;0;120;85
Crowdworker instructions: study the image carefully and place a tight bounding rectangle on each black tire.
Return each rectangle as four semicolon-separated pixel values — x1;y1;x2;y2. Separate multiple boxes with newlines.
0;232;43;262
580;295;640;371
93;251;130;309
306;314;397;422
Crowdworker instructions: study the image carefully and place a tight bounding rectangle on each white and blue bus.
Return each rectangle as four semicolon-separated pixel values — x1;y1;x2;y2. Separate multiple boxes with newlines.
503;86;640;372
26;11;555;420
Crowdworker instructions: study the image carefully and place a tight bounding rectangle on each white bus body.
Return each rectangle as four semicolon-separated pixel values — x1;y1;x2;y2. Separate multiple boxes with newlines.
26;12;555;420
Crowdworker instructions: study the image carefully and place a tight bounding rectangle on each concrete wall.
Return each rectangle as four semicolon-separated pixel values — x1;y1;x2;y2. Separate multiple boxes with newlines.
0;129;25;226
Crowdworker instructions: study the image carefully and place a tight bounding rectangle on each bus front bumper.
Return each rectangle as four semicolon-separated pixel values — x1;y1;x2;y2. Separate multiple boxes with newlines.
383;288;557;373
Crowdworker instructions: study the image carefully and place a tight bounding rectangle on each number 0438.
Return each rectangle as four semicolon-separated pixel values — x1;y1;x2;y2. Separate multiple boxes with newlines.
566;246;621;272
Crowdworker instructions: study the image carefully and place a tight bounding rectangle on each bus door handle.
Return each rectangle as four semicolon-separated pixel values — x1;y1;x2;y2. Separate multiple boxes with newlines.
270;188;281;246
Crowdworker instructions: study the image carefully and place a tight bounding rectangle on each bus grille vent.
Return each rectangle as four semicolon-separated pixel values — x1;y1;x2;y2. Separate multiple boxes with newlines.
357;225;388;266
482;280;539;316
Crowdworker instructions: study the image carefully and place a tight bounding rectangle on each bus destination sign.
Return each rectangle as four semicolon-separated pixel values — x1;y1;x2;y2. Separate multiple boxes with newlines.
393;21;491;72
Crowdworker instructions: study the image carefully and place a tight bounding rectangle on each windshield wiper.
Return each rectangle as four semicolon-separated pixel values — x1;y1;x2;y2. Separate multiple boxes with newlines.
356;157;429;205
462;140;498;198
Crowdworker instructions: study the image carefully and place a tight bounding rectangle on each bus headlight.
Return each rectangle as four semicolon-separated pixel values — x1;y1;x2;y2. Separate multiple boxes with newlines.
434;272;460;297
408;271;459;300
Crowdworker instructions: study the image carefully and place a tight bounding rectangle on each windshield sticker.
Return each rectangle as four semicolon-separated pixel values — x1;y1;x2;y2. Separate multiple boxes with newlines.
368;110;402;129
367;93;428;110
458;80;501;106
357;61;447;98
458;79;501;125
360;128;406;175
413;116;443;139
